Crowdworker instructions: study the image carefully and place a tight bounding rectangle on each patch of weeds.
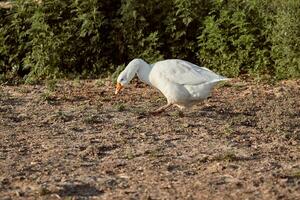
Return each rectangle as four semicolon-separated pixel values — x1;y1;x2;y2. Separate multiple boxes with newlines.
54;110;73;122
213;151;239;162
63;197;73;200
232;82;247;89
0;89;7;98
83;114;103;124
277;169;300;184
73;77;81;87
40;91;55;102
154;96;165;103
113;122;126;129
17;87;31;94
229;114;253;126
229;114;243;124
254;75;277;85
145;148;164;158
114;103;126;112
283;169;300;179
131;107;147;115
46;79;58;92
217;81;232;88
223;124;234;135
0;74;7;84
24;76;39;85
124;148;135;160
291;171;300;178
102;96;112;102
113;120;133;130
95;79;105;87
170;110;185;118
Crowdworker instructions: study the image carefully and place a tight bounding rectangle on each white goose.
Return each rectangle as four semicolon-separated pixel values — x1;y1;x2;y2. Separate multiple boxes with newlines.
115;58;229;113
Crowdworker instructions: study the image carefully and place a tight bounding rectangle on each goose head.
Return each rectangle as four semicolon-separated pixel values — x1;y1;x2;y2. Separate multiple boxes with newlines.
115;59;147;94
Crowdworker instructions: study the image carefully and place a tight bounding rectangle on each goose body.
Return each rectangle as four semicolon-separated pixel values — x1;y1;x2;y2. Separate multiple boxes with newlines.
115;58;228;113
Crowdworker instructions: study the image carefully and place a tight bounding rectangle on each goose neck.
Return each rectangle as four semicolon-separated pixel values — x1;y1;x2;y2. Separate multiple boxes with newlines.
137;61;152;85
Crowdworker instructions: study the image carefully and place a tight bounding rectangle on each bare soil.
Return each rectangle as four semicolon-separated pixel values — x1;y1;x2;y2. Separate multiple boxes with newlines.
0;79;299;200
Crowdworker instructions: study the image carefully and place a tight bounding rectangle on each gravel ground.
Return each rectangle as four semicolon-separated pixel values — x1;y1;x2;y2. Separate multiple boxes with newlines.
0;78;299;199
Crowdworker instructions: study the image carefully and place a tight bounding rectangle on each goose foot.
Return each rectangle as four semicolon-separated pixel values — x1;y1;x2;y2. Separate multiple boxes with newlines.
150;103;172;115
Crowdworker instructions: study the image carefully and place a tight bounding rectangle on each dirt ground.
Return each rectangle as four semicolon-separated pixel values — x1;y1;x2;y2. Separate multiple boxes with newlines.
0;78;299;200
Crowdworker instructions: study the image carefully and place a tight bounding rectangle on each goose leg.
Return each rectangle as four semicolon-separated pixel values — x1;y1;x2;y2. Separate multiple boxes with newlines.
150;103;172;114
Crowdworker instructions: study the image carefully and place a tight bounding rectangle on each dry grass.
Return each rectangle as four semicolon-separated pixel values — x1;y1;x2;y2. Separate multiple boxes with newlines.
0;78;299;199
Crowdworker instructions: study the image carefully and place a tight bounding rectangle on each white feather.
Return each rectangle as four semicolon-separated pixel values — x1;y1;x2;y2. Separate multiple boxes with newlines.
116;58;229;109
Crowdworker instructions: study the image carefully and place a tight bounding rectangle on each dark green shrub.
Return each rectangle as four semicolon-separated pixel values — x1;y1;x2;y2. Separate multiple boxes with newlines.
116;0;180;63
0;0;299;82
0;0;36;83
197;0;271;77
1;0;116;83
160;0;211;62
197;0;300;79
268;0;300;79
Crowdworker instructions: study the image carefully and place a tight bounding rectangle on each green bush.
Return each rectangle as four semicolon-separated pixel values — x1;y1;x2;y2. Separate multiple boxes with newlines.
1;0;116;83
268;0;300;79
0;0;299;83
198;1;267;77
198;0;300;79
0;0;36;83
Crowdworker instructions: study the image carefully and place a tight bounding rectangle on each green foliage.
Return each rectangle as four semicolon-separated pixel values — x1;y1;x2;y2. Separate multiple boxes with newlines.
198;1;267;77
1;0;114;83
268;0;300;79
198;0;300;79
163;0;211;60
0;0;299;82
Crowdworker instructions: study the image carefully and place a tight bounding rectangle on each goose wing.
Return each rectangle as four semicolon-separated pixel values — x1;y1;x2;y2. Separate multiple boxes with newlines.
155;59;224;85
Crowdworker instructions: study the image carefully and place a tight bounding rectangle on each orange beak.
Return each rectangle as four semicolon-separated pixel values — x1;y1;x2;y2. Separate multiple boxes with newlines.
115;82;123;94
